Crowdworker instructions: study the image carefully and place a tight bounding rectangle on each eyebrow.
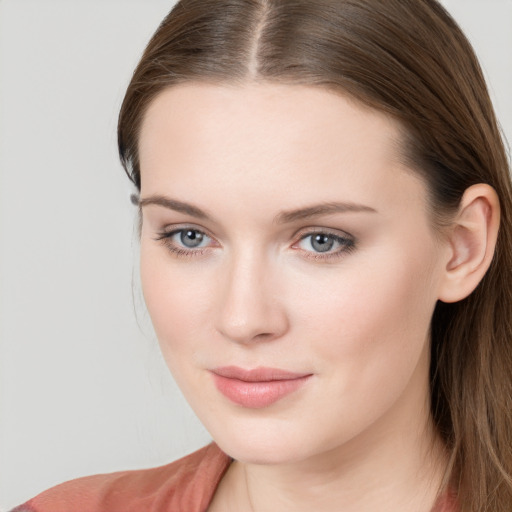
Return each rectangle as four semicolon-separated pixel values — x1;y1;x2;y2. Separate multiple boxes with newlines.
275;202;377;224
138;194;377;223
138;195;210;219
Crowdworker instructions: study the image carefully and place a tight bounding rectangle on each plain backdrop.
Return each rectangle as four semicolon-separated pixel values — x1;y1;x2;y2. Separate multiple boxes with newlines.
0;0;511;509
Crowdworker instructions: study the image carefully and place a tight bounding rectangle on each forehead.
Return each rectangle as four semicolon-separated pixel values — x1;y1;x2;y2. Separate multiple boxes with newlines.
138;82;423;215
139;81;402;164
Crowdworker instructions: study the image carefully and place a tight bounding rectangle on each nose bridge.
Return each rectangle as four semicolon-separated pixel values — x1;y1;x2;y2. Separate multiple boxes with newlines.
216;243;288;344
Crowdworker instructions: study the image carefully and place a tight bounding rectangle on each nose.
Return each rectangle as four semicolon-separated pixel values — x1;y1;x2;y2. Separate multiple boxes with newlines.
215;248;289;345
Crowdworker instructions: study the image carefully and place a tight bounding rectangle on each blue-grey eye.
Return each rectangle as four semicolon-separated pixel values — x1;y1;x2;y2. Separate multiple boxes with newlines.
180;229;205;248
310;233;335;252
297;232;353;254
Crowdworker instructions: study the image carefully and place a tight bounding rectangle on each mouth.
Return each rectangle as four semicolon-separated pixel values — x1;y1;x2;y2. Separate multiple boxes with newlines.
210;366;313;408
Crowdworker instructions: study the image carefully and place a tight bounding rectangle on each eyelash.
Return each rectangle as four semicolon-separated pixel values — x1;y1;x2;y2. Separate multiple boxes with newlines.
293;231;356;261
154;227;356;261
155;228;212;258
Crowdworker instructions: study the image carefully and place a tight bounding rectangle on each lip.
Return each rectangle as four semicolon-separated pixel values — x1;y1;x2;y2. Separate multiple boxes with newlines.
211;366;312;408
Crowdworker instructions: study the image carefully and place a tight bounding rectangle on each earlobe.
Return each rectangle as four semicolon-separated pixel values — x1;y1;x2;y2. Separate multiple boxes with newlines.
438;184;500;303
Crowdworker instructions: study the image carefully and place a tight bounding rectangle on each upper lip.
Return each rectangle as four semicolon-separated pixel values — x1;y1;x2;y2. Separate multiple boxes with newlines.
211;366;312;382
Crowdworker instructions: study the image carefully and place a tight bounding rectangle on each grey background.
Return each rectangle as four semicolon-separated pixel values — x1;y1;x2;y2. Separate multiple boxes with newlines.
1;0;511;509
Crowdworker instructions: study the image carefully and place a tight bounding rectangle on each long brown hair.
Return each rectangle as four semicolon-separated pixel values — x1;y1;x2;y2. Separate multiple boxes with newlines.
118;1;512;510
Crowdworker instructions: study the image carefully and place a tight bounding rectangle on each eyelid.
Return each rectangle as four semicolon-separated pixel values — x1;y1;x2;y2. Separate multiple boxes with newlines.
290;227;356;260
154;224;220;258
156;223;218;242
292;226;354;242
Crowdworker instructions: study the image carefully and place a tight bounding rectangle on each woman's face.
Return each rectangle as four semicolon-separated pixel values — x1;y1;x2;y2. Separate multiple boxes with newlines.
138;83;449;465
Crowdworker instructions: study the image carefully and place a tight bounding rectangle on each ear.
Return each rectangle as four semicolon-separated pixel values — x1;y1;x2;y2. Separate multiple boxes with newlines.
438;184;500;303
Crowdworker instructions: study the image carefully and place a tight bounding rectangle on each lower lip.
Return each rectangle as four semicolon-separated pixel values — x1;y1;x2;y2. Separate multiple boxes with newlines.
211;373;312;408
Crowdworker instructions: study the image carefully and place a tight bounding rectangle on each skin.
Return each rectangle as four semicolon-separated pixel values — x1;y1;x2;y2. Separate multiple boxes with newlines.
137;83;495;511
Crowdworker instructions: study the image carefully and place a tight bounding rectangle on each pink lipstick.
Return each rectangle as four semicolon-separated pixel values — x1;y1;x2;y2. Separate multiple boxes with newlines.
211;366;312;408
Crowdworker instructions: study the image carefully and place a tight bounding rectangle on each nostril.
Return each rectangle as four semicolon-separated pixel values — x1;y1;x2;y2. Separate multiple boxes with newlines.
216;319;287;345
254;332;275;341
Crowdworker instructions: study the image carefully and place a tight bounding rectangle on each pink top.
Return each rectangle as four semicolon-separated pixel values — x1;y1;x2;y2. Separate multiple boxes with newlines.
12;443;457;512
13;444;231;512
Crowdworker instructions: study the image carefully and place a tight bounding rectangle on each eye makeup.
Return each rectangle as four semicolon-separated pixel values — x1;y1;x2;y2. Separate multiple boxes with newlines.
154;225;356;262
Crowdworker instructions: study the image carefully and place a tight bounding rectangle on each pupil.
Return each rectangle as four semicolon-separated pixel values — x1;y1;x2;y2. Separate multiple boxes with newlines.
312;234;334;253
181;230;203;248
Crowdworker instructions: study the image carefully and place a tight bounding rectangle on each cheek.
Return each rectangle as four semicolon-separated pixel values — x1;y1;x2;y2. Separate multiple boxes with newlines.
278;247;440;445
291;244;439;382
140;244;208;355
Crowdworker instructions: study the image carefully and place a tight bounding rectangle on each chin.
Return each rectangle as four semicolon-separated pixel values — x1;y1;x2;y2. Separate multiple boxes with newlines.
204;417;319;465
217;437;301;465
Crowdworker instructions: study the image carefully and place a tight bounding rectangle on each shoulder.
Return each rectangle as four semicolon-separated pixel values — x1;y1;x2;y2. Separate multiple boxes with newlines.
12;443;232;512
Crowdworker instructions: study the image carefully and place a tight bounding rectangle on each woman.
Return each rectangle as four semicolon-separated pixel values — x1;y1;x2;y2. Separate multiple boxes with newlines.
13;0;512;511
